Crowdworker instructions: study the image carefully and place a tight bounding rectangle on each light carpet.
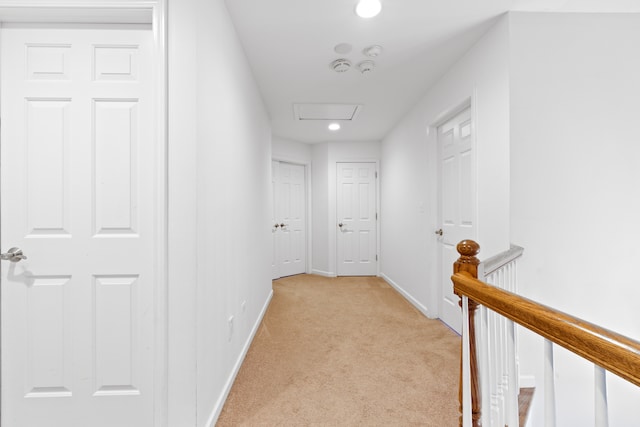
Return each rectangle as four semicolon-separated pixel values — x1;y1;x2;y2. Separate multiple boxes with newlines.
216;274;460;426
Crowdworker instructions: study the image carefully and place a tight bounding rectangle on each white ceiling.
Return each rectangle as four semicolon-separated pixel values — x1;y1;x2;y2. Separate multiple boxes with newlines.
224;0;640;144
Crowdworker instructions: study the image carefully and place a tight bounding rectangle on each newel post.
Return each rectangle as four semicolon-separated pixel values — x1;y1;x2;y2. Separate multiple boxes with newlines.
454;240;481;427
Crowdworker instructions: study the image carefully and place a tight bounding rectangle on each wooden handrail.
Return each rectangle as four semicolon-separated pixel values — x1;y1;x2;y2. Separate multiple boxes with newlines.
452;270;640;388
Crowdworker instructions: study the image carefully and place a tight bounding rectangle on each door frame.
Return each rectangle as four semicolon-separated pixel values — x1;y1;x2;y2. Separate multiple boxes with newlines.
272;156;312;276
432;95;477;326
333;159;380;277
0;2;168;426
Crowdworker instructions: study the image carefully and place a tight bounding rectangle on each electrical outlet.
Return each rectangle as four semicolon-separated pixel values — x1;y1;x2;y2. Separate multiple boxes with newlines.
241;301;246;313
228;315;234;342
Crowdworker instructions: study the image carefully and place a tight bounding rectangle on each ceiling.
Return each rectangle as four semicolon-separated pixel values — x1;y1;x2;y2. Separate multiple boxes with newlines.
224;0;640;144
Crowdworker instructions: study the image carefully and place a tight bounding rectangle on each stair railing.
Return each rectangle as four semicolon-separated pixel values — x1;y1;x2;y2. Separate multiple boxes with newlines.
453;240;524;426
452;239;640;427
479;243;524;427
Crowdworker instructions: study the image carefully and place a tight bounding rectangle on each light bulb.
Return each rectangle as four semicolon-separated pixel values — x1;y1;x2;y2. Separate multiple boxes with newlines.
355;0;382;18
328;123;341;131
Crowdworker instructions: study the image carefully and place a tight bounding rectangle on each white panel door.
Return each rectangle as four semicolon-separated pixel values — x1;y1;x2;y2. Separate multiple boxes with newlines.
272;161;306;279
271;160;280;279
336;162;378;276
438;107;475;334
1;26;156;427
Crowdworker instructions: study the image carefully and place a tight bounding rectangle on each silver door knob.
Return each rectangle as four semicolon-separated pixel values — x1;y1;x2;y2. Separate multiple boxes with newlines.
274;223;280;228
338;223;343;228
1;247;27;263
435;229;443;236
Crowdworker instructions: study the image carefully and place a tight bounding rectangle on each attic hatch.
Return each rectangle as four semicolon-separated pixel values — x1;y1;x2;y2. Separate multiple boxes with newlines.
293;103;362;121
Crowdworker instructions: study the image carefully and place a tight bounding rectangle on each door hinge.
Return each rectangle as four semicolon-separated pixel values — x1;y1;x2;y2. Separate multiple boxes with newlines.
376;254;378;261
376;212;378;220
375;171;378;178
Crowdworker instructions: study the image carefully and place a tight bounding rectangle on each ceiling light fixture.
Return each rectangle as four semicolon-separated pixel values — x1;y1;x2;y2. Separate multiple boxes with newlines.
355;0;382;18
328;123;341;131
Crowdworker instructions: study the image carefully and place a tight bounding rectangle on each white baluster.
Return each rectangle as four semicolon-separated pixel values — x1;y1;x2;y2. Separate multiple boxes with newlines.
484;272;496;425
498;269;507;427
479;305;492;426
461;296;472;427
490;293;501;425
506;318;519;427
594;365;609;427
544;339;557;427
512;263;520;394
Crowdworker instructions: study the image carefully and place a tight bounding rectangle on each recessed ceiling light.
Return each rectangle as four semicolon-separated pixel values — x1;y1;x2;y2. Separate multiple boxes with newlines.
328;123;341;131
355;0;382;18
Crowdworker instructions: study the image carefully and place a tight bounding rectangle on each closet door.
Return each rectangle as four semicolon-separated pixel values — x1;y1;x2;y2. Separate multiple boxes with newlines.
336;162;378;276
272;161;306;279
1;25;157;427
271;161;280;279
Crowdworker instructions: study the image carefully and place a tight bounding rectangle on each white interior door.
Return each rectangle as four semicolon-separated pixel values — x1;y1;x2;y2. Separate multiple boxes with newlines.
271;160;280;279
272;161;306;279
1;25;156;427
438;107;475;334
336;162;378;276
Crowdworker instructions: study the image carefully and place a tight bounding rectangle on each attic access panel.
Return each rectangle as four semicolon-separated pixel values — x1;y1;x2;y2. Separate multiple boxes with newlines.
293;103;363;121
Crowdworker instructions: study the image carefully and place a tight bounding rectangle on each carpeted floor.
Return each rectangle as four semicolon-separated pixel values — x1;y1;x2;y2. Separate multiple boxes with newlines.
216;274;461;426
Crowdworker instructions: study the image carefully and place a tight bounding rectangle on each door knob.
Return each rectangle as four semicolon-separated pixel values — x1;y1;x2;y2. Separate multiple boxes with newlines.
435;229;443;236
274;223;280;228
280;223;286;228
338;223;343;228
1;247;27;263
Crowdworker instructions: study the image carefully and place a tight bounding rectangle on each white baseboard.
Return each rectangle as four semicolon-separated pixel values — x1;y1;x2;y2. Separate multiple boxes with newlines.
311;269;336;278
206;289;274;427
380;272;432;319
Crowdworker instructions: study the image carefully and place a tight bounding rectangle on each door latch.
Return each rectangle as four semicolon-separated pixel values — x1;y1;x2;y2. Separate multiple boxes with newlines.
0;247;27;263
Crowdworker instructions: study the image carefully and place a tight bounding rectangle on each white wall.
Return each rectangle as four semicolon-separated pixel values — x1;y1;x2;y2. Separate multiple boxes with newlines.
311;143;330;274
169;1;273;425
510;12;640;426
167;0;197;425
380;16;510;318
311;141;381;276
196;0;273;425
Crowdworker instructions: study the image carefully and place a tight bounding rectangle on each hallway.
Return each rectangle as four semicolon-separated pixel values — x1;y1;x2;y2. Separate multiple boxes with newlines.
217;275;460;426
3;2;640;426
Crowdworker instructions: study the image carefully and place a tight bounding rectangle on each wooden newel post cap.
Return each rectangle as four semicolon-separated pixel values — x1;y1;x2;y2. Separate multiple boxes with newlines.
456;240;480;258
454;240;480;278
